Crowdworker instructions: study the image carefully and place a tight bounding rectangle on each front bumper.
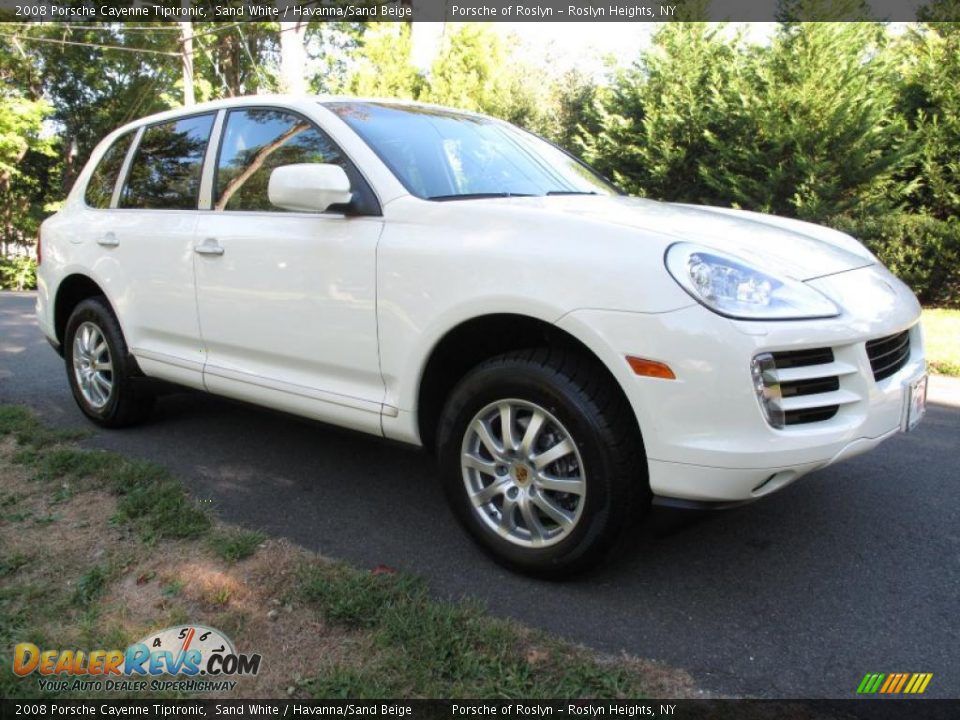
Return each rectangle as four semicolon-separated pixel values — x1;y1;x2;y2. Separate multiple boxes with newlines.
558;264;925;502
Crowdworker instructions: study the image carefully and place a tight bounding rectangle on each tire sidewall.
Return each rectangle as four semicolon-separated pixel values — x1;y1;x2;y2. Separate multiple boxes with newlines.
438;359;624;575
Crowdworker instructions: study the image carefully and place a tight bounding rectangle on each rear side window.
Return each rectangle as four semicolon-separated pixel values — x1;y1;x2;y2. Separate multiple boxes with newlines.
214;109;346;212
120;114;214;210
84;133;134;209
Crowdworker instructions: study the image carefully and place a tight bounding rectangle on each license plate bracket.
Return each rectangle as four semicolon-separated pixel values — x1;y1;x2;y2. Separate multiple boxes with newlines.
902;374;927;432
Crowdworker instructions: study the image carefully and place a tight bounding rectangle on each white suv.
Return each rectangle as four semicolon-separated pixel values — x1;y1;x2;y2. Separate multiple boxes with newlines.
37;96;927;576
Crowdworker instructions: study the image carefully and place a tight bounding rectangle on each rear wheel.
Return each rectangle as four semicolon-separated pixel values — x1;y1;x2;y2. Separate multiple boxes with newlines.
437;348;649;578
64;297;154;427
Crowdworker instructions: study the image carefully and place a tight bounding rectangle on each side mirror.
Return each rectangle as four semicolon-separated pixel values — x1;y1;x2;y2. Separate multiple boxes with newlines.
268;163;353;213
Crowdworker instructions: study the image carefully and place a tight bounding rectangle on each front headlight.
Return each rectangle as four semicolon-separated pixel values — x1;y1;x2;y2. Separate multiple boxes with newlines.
664;242;839;320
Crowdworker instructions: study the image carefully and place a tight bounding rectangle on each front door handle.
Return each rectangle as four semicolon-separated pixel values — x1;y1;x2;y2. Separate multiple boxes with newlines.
97;232;119;247
194;239;225;256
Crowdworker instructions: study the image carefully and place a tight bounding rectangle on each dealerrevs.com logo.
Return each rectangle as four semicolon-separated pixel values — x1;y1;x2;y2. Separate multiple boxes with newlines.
13;625;261;693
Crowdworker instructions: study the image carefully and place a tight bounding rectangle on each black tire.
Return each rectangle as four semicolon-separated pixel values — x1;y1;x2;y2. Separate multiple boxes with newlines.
437;348;650;578
64;297;154;428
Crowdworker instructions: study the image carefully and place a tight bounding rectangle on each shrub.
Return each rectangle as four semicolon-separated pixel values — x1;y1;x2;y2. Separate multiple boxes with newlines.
830;213;960;308
0;255;37;291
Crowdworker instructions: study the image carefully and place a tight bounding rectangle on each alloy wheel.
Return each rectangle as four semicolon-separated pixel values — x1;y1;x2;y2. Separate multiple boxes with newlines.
460;399;586;548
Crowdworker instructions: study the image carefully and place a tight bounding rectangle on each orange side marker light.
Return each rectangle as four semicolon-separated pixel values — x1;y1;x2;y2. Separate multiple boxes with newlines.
626;356;676;379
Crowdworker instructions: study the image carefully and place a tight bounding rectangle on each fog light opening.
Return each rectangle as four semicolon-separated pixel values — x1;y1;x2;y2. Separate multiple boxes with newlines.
751;352;785;428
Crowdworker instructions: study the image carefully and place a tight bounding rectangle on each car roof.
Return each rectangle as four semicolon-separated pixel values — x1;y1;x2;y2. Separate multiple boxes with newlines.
113;95;487;134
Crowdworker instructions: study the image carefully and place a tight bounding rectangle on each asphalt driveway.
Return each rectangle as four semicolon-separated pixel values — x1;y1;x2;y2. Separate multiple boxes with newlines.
1;291;957;699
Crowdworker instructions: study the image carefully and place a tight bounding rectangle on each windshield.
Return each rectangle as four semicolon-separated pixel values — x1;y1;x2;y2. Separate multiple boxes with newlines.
324;101;619;201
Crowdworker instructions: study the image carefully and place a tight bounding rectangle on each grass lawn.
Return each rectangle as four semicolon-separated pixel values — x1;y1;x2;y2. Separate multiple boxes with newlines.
922;309;960;377
0;404;696;701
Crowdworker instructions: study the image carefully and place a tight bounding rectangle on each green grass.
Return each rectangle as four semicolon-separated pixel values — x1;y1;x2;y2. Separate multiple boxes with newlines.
297;562;647;698
72;565;111;607
108;459;210;542
922;309;960;377
0;407;211;542
0;553;28;578
210;528;266;564
0;405;88;450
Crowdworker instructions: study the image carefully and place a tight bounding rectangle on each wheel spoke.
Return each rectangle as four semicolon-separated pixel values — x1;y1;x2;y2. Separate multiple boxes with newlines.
93;372;112;394
470;477;511;506
536;473;585;495
88;377;104;406
498;498;518;535
532;437;574;470
93;360;113;373
498;402;517;452
462;452;498;477
531;492;575;530
473;419;502;458
519;498;546;544
520;410;545;456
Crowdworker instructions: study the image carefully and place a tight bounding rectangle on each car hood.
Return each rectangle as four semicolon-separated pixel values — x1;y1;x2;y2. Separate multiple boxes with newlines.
508;195;876;281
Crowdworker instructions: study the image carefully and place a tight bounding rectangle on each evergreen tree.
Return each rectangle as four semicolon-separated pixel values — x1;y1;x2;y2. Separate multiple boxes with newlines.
896;21;960;220
420;24;511;116
580;22;741;201
701;22;908;219
344;23;421;99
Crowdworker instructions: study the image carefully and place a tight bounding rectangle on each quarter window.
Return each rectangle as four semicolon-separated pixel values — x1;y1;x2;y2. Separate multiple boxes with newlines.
85;132;134;209
120;114;214;210
215;109;346;212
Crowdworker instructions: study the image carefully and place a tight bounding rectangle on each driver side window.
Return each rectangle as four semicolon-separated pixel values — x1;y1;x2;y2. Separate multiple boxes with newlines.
214;109;345;212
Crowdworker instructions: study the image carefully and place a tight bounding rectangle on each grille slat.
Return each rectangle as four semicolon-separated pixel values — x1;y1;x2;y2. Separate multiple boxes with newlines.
866;330;911;382
784;405;839;425
780;376;840;398
771;347;835;369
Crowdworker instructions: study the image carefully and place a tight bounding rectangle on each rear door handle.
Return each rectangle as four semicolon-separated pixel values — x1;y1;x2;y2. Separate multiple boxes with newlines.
97;232;119;247
194;239;225;256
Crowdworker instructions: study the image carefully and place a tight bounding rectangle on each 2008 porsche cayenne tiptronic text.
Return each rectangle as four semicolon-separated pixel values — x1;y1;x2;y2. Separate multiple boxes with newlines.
36;96;928;576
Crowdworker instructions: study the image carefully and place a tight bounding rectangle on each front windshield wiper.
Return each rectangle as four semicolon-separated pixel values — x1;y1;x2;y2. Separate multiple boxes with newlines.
426;192;535;201
546;190;600;196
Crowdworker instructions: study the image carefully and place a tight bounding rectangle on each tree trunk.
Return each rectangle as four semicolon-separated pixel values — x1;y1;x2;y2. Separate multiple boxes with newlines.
180;21;195;106
279;22;308;94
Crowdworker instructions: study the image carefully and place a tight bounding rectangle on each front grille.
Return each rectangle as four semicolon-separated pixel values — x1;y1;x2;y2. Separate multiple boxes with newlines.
866;330;911;382
771;348;841;426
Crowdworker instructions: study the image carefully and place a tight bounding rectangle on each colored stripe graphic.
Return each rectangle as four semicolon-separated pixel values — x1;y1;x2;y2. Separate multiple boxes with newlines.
906;673;934;694
857;672;933;694
857;673;885;694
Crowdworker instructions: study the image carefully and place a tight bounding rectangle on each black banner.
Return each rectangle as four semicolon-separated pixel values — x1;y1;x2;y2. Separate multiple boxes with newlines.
0;0;957;23
2;700;960;720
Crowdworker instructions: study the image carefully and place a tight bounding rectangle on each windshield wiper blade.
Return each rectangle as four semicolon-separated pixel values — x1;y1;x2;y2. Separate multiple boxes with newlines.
545;190;600;196
426;192;535;201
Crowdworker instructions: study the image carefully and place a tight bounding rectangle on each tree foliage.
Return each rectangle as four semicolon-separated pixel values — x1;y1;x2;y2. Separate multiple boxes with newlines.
896;22;960;220
581;22;742;201
0;45;56;252
344;23;420;99
701;22;908;220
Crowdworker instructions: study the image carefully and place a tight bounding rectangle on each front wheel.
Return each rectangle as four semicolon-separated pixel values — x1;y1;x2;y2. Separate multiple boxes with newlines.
437;349;649;578
64;297;154;428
